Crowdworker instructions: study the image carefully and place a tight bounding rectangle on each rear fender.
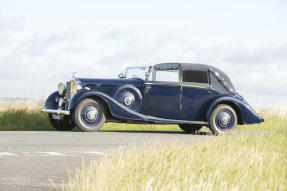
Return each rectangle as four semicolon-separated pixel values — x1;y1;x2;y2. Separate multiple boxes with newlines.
206;96;263;124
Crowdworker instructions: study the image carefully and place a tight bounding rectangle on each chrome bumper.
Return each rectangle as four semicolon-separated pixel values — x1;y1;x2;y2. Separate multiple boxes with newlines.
42;108;70;115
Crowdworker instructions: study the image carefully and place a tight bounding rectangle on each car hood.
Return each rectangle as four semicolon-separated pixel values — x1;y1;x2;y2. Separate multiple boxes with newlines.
77;78;145;92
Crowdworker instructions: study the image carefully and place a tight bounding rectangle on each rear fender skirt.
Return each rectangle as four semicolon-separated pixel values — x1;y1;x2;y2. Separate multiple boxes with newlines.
68;90;208;125
206;96;263;124
44;91;59;110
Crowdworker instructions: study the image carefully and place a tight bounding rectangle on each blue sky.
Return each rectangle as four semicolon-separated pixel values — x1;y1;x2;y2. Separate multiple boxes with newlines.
0;0;286;107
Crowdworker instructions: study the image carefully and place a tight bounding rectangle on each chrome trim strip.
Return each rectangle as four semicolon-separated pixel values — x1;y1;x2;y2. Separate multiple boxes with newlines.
42;108;70;115
182;84;211;89
145;82;212;89
145;82;181;86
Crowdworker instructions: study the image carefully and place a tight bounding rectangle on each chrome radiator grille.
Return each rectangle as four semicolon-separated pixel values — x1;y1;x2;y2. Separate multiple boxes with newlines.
65;81;72;109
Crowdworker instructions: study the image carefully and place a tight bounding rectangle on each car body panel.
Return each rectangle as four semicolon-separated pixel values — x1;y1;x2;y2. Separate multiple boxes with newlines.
44;91;59;110
142;82;181;119
180;84;218;121
206;95;263;124
67;89;208;125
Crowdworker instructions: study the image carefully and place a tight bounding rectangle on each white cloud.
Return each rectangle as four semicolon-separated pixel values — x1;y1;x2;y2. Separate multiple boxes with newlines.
0;0;287;108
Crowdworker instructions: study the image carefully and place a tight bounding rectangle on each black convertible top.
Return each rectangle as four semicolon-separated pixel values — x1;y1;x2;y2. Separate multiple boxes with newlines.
153;63;236;92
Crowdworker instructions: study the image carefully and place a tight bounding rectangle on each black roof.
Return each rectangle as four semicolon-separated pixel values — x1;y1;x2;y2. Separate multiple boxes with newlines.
153;63;235;91
154;62;214;71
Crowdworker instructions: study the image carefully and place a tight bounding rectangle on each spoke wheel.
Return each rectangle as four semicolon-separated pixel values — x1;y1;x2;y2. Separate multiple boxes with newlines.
73;98;106;132
209;104;237;135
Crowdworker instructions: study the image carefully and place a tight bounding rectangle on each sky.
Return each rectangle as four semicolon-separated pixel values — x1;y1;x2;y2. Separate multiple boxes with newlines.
0;0;286;107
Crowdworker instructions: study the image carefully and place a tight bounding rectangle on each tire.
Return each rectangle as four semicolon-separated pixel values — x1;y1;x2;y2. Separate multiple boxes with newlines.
48;114;74;131
209;104;238;135
179;124;202;134
73;98;106;132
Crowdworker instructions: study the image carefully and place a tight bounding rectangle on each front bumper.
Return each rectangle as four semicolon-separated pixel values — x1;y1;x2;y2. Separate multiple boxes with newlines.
42;107;70;115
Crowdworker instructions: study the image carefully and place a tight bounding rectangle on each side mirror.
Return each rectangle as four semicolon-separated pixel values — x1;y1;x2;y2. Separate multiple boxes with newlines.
118;73;125;79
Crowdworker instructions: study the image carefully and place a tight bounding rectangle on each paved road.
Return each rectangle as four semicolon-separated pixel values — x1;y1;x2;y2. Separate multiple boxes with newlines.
0;130;211;191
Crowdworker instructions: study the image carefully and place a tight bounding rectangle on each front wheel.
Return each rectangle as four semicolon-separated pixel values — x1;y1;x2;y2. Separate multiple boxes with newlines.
73;98;106;132
48;114;74;131
179;124;202;134
209;104;238;135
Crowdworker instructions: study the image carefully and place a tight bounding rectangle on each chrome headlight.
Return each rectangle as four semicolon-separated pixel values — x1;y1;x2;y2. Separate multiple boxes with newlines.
58;97;65;107
71;80;82;94
58;82;65;95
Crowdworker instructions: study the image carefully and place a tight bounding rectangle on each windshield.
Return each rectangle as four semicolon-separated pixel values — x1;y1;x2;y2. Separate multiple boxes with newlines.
125;66;150;80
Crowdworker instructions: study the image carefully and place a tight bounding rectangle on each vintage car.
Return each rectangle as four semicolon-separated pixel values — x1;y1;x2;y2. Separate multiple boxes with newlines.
42;63;264;135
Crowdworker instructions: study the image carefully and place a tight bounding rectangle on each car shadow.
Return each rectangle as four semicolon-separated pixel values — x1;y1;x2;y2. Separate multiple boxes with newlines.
99;130;212;135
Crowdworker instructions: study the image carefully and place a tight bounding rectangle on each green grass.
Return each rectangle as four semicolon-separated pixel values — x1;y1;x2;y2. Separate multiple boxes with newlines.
62;116;287;191
0;108;284;133
0;110;54;131
0;109;182;131
0;106;286;190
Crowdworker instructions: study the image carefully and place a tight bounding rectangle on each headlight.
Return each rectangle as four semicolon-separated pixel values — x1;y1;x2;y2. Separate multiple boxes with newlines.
58;82;65;95
58;97;65;107
72;81;82;93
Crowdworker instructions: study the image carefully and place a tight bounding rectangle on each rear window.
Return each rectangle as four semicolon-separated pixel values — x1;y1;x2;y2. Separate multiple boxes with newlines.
182;70;209;84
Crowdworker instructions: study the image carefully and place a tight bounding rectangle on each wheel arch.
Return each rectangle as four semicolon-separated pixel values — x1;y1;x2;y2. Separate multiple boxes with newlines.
206;99;244;125
68;91;113;119
83;96;112;118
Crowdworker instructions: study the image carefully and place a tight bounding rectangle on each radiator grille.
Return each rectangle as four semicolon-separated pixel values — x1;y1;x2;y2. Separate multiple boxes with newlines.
65;81;72;109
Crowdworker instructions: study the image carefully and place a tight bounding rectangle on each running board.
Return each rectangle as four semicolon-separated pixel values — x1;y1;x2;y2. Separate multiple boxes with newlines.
134;115;208;125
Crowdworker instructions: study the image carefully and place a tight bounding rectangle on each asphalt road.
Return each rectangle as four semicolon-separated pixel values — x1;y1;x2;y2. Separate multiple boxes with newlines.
0;130;211;191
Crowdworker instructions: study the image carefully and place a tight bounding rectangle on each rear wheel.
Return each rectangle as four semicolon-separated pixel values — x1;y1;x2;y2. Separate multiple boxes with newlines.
48;114;74;131
179;124;202;134
73;98;106;132
209;104;238;135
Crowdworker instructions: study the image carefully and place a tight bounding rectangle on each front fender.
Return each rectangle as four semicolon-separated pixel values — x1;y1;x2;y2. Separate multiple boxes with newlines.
44;91;59;110
68;90;147;121
206;96;264;124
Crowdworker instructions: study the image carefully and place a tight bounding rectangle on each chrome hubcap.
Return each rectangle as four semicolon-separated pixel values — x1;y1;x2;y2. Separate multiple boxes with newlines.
86;109;97;120
123;93;135;106
215;111;233;130
123;96;134;106
220;113;230;125
82;106;99;124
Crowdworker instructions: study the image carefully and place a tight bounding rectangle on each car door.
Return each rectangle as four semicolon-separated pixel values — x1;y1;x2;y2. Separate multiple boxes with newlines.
141;69;181;119
180;70;215;121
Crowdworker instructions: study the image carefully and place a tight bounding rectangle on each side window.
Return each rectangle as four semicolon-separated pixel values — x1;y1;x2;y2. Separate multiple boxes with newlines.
182;70;209;84
155;70;180;82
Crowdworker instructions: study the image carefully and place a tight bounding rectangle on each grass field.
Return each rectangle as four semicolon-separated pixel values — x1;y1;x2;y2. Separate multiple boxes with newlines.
62;112;286;191
0;99;182;131
0;99;286;190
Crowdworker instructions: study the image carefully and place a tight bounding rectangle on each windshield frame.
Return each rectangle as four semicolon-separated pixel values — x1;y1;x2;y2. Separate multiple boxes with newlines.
124;66;151;80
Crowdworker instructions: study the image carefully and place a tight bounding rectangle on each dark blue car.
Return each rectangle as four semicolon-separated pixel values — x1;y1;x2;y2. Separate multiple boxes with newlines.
42;63;264;135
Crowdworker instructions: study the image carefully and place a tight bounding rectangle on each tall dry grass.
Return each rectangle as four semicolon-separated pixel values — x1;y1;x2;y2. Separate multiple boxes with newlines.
0;98;53;130
62;112;287;191
0;98;44;112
